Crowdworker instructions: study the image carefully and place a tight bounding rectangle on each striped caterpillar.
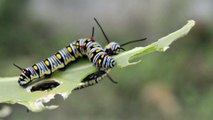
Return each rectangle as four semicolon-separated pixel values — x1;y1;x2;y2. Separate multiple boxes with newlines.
73;70;110;90
14;18;146;88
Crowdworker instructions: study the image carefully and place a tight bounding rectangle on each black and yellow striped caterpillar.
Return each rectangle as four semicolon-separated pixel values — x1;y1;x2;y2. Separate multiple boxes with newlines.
73;70;110;90
14;18;146;88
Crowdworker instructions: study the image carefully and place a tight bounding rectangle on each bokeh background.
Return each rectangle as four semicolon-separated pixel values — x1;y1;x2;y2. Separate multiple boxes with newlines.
0;0;212;120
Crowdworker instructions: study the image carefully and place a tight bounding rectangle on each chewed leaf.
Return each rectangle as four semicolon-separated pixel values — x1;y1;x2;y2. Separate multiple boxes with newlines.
114;20;195;67
0;20;195;112
0;60;97;112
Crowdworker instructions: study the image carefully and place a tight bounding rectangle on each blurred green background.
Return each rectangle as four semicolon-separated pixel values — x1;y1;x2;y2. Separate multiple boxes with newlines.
0;0;212;120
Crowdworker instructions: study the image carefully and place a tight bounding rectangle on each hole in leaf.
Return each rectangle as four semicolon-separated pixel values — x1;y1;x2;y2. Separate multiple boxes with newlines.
43;94;64;107
30;80;60;92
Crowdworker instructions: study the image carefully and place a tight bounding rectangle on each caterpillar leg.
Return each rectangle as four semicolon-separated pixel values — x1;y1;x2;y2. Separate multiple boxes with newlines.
97;64;117;84
106;73;117;84
90;26;94;40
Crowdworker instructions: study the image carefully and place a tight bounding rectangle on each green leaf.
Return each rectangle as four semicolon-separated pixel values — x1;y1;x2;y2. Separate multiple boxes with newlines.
0;20;195;112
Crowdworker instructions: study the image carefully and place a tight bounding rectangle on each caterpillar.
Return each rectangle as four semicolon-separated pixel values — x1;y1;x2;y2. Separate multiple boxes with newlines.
73;70;111;90
73;18;147;90
14;27;116;87
14;18;146;88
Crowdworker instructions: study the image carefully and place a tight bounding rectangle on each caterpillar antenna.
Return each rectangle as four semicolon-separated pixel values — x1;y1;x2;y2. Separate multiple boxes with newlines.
91;26;94;40
119;47;126;51
94;18;110;43
107;73;118;84
120;38;147;47
13;63;23;71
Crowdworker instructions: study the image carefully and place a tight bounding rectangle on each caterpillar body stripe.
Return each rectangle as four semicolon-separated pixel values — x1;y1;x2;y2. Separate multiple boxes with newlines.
16;37;115;87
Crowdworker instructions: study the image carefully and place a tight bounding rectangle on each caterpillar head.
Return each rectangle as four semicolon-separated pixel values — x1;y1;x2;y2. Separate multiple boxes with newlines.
104;42;121;56
18;69;31;87
94;18;146;56
14;64;31;87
